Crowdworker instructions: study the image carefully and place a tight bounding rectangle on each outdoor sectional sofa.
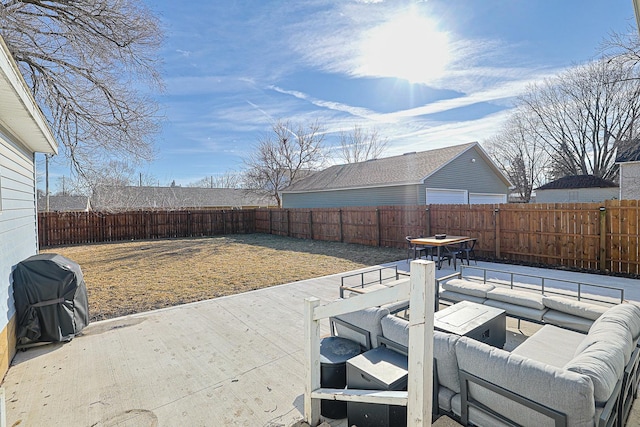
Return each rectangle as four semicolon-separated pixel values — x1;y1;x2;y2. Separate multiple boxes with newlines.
330;279;640;426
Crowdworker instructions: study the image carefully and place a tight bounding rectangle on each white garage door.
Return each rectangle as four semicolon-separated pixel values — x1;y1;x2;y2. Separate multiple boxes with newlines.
425;188;468;204
469;193;507;204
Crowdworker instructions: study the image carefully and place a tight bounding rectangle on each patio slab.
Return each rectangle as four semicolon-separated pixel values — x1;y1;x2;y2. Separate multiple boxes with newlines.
2;260;640;426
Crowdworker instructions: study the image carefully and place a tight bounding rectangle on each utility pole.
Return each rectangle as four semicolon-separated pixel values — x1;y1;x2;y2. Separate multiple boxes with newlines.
45;154;50;212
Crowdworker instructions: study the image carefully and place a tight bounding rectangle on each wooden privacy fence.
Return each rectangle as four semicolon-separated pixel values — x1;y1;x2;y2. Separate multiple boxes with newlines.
39;201;640;275
255;200;640;275
38;209;256;247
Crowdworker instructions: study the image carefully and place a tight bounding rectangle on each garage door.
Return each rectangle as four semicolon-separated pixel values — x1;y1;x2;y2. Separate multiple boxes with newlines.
469;193;507;204
425;188;468;204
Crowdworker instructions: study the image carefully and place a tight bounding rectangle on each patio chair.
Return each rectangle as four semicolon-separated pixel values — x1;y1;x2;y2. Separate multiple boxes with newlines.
406;236;432;262
441;244;463;270
460;238;477;265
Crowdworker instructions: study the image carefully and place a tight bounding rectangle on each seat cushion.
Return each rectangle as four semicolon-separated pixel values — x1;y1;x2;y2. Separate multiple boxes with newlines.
484;299;547;322
439;290;486;305
441;279;495;298
542;295;608;320
486;287;545;310
512;325;586;368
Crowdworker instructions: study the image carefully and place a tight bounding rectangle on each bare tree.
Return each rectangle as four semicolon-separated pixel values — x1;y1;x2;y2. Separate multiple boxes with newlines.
337;125;388;163
244;120;326;206
517;58;640;181
0;0;163;176
485;112;550;202
188;172;245;188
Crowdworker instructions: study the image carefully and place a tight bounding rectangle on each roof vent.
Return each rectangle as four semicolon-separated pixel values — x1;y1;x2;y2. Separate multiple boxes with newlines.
403;152;416;155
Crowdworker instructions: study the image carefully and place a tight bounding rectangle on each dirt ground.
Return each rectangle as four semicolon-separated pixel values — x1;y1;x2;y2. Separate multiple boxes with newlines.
42;234;405;321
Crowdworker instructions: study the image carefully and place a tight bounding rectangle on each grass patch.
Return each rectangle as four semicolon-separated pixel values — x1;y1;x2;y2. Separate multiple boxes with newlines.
42;234;404;321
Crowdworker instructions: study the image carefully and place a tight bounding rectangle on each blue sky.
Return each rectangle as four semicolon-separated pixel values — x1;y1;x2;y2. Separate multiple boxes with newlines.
43;0;639;189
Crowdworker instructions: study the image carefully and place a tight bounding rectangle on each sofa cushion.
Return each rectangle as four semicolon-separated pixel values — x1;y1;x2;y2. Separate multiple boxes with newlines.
512;325;586;368
542;310;594;333
484;299;547;322
380;314;409;347
441;279;495;298
437;387;456;413
590;303;640;342
486;287;545;310
578;319;634;365
564;340;625;404
542;295;608;320
439;290;486;305
334;306;389;348
455;336;596;426
381;315;461;393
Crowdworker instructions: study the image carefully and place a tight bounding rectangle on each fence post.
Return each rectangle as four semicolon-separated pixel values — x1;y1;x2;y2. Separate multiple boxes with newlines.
599;206;607;271
339;209;344;243
425;207;431;237
304;297;321;426
376;208;381;247
494;208;501;259
287;209;291;237
309;210;314;240
269;209;273;235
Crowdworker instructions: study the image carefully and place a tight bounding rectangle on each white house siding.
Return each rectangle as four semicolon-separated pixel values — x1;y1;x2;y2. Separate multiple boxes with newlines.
535;187;619;203
282;184;421;208
620;162;640;200
0;128;37;366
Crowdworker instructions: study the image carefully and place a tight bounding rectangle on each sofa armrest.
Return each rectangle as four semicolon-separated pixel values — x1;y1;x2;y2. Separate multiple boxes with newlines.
597;378;623;427
329;316;371;350
459;370;568;427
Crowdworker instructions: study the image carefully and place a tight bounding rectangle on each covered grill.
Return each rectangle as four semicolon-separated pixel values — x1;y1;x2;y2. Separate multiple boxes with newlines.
12;253;89;345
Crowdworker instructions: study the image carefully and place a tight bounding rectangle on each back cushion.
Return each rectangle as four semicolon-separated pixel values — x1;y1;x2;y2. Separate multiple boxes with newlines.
455;337;595;426
565;341;625;404
542;295;608;320
380;315;461;392
591;303;640;341
334;307;389;348
441;279;495;298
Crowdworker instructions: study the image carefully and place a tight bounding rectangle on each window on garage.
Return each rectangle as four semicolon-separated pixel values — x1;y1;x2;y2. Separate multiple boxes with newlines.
425;188;468;204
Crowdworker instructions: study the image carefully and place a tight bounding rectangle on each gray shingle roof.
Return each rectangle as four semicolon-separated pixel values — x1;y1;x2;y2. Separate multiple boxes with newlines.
37;195;90;212
92;186;274;210
536;175;618;190
283;142;478;192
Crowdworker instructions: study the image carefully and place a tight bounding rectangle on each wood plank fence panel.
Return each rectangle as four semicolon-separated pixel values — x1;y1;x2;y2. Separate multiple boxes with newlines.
39;203;640;275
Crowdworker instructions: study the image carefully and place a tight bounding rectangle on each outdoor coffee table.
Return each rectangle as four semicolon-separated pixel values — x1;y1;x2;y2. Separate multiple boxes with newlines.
434;300;506;348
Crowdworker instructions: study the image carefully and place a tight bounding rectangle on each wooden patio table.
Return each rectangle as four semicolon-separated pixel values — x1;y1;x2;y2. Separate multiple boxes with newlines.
410;236;473;270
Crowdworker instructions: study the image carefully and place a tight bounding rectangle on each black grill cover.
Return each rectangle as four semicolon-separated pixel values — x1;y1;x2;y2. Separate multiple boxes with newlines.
12;253;89;344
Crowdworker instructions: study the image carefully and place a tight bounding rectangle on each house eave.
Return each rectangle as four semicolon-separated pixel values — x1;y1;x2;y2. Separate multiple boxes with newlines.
281;181;419;195
0;36;58;155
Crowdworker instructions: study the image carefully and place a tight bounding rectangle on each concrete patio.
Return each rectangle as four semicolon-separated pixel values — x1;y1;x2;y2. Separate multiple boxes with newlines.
3;260;640;426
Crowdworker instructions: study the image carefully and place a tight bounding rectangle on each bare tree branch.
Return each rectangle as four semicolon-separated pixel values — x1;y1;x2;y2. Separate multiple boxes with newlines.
244;120;327;206
0;0;163;176
337;125;388;163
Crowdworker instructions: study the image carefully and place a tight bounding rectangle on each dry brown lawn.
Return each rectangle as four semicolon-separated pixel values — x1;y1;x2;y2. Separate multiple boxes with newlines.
42;234;405;321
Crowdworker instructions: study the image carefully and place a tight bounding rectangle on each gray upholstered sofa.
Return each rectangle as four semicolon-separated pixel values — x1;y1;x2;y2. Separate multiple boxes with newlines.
437;273;624;333
331;301;640;426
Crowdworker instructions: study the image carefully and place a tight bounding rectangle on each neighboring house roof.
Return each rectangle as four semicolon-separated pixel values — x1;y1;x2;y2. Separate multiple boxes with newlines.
536;175;618;190
615;145;640;163
283;142;509;193
0;36;57;154
92;186;274;211
38;195;91;212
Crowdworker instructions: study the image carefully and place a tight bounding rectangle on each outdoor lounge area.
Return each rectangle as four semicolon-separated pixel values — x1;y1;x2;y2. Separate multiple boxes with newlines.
2;260;640;426
322;263;640;426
